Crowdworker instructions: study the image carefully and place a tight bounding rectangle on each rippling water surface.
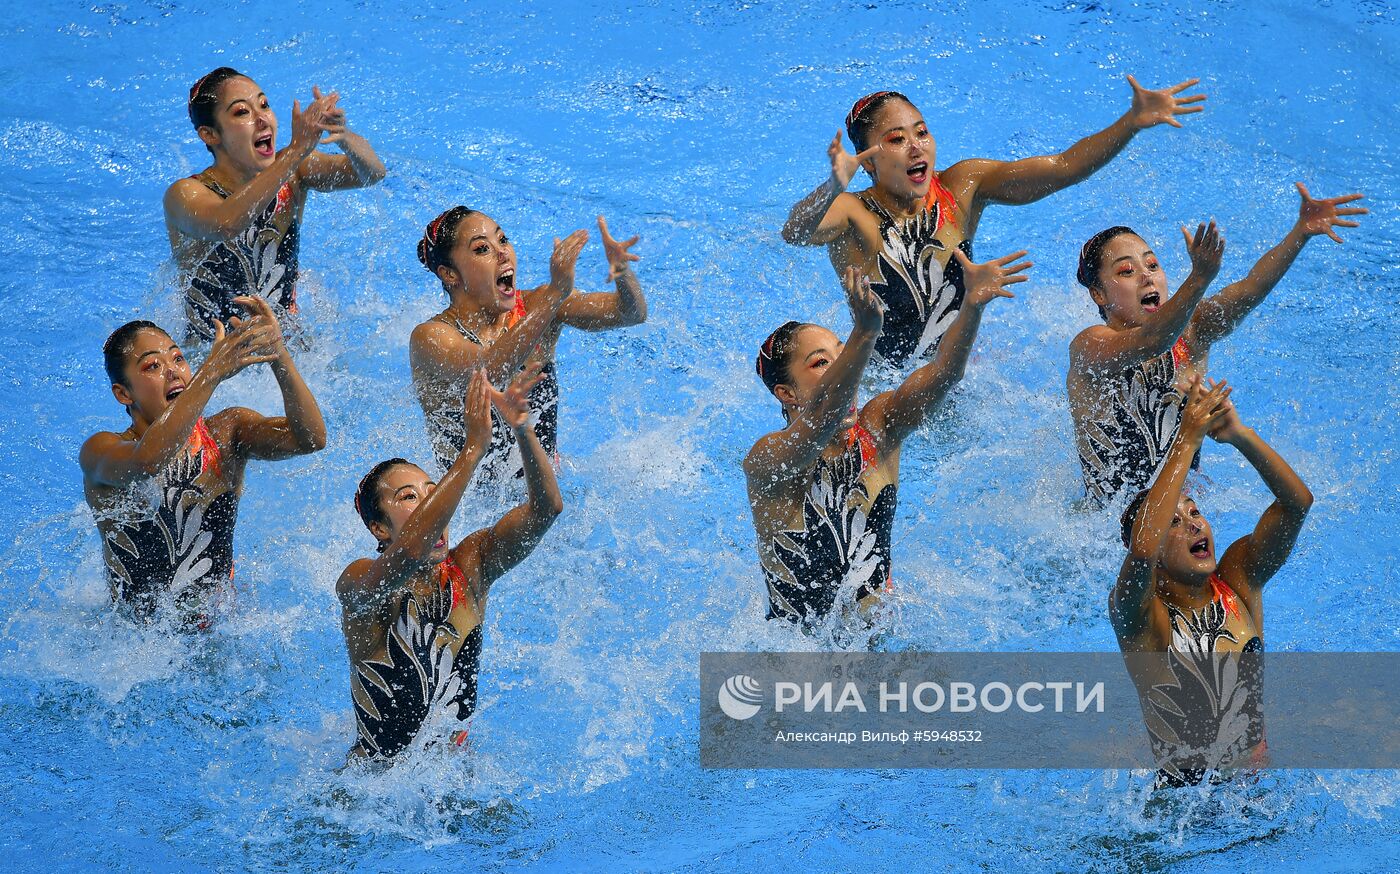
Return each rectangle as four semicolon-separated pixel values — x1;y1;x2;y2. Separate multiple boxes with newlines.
1;1;1397;870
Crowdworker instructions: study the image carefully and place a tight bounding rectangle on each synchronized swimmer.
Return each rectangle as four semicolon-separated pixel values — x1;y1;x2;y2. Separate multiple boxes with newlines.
80;297;325;627
164;68;385;341
1070;184;1366;504
410;211;646;482
783;76;1205;370
77;63;1368;773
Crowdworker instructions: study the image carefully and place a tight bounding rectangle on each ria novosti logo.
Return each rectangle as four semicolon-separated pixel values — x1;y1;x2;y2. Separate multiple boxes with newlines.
718;675;763;720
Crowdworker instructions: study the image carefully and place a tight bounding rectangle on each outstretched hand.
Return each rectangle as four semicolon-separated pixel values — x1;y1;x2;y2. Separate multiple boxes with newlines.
291;87;339;155
1126;75;1206;130
205;302;282;382
1179;376;1233;441
829;130;882;190
230;295;287;353
1294;182;1367;244
549;229;589;296
842;265;885;334
597;215;640;283
1181;219;1225;284
488;362;546;432
462;369;493;453
952;248;1032;308
312;85;349;146
1205;387;1247;444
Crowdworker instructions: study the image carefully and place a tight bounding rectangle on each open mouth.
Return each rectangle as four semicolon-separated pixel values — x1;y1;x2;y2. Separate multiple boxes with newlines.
165;385;186;402
1189;537;1210;559
433;536;447;550
496;269;516;298
253;132;275;158
1140;291;1162;313
906;161;929;184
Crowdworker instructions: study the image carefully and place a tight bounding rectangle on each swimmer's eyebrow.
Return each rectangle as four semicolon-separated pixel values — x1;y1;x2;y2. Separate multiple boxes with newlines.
1111;250;1155;264
879;120;925;136
803;348;833;362
223;93;267;109
467;234;489;244
135;344;180;364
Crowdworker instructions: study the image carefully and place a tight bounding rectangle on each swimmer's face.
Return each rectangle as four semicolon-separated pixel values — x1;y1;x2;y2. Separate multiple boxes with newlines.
371;463;451;562
772;326;858;430
112;329;192;420
197;76;277;171
1158;495;1217;578
442;213;518;313
862;99;935;199
1091;234;1169;328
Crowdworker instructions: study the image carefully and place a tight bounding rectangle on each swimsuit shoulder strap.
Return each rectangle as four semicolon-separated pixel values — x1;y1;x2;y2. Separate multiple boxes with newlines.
190;416;224;478
1208;572;1242;620
854;190;891;223
193;171;232;199
923;174;962;231
845;423;878;469
1171;334;1190;368
439;554;485;609
506;294;527;329
433;315;483;345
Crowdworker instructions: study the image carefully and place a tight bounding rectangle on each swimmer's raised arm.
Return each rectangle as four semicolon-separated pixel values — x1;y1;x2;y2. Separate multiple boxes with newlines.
220;296;327;460
457;364;563;589
874;249;1031;445
1192;183;1367;348
164;90;334;242
337;371;493;614
1210;399;1313;597
955;76;1206;207
296;86;387;191
744;268;882;490
557;216;648;330
80;317;278;488
1072;221;1223;373
781;131;881;246
1112;378;1232;634
410;230;588;387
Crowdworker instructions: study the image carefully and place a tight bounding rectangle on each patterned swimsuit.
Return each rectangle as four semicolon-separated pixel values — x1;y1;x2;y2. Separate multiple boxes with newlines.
423;304;559;481
98;418;238;623
183;173;300;341
1147;573;1265;787
351;557;484;759
855;180;970;369
762;425;897;624
1077;336;1194;506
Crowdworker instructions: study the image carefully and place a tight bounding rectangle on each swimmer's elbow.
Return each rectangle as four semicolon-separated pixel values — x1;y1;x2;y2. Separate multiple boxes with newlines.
527;489;565;523
1289;485;1315;515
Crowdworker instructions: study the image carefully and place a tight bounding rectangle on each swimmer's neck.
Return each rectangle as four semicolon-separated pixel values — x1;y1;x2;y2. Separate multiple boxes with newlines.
1156;569;1215;608
207;154;261;189
1103;312;1147;333
866;183;924;219
121;406;159;441
442;295;513;332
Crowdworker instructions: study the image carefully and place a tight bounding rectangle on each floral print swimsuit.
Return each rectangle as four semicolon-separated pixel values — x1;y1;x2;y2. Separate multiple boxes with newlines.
183;173;300;341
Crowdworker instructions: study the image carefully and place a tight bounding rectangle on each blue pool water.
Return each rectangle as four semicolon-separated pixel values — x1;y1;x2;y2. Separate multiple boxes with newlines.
2;1;1397;870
